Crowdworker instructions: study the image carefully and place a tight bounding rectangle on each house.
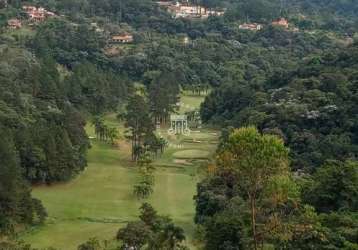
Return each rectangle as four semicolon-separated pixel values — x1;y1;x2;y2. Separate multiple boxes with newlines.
111;34;134;43
168;3;205;18
22;5;56;22
164;1;224;19
239;23;263;31
29;12;46;22
7;18;22;29
272;18;289;28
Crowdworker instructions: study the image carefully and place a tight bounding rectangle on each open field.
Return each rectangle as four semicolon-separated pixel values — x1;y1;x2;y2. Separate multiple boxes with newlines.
179;95;206;113
21;95;218;250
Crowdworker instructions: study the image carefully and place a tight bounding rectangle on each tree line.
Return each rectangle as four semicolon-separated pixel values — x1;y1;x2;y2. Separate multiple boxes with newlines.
201;42;358;172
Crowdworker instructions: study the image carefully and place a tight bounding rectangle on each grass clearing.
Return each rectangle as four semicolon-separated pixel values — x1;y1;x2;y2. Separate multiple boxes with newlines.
179;95;206;113
20;95;218;250
173;150;210;159
21;141;198;249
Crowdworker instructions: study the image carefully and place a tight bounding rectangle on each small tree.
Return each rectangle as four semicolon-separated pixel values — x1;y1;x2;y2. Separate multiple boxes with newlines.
107;127;119;145
117;221;151;249
117;204;188;250
133;177;154;200
134;151;156;200
91;116;105;139
78;238;102;250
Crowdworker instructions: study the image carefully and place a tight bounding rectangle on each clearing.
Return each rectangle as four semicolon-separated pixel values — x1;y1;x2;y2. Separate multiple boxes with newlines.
21;94;217;249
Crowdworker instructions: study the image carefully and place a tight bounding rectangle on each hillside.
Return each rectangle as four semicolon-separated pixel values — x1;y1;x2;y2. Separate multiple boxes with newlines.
0;0;357;249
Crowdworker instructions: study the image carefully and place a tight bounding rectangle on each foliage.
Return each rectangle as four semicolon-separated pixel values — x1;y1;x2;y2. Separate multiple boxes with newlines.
65;63;129;114
215;127;297;249
117;203;187;250
78;238;102;250
1;0;357;248
30;19;106;69
148;71;180;124
133;152;155;200
124;94;155;161
302;160;358;213
0;127;46;235
195;128;358;249
202;43;358;172
91;116;119;145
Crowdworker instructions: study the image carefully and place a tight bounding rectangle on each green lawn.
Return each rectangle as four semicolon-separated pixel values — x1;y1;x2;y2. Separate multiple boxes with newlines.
21;140;199;249
179;95;206;113
20;95;218;250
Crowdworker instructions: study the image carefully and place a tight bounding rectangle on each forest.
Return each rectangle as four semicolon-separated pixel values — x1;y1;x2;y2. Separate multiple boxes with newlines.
0;0;357;249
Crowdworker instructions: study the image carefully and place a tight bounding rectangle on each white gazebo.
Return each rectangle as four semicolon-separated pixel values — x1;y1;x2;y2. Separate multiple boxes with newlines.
168;115;190;135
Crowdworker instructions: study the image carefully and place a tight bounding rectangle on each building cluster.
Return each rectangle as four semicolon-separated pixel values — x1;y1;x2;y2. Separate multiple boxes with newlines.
7;5;56;29
157;1;225;19
239;18;290;31
22;5;56;23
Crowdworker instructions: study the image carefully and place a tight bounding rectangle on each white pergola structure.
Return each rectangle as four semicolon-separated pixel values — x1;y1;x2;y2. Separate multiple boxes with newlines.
168;115;190;135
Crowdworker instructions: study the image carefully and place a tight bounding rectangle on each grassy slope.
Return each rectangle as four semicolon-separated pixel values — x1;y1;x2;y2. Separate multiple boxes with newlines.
21;95;216;250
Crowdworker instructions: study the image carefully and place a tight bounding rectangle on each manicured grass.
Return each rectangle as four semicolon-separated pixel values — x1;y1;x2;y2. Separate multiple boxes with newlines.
173;150;210;159
21;141;198;249
21;95;218;250
179;95;206;113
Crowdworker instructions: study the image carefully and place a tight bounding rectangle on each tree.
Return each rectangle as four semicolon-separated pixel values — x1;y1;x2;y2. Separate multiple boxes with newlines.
134;152;155;200
303;160;358;213
117;221;151;249
107;127;120;145
148;72;180;124
133;176;154;200
0;127;46;234
216;127;296;250
139;202;158;227
117;203;187;249
91;116;105;140
124;94;154;161
156;222;186;250
78;238;102;250
204;201;246;250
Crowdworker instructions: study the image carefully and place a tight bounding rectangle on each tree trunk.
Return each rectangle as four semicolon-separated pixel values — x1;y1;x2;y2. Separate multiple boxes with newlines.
250;194;258;250
131;138;135;161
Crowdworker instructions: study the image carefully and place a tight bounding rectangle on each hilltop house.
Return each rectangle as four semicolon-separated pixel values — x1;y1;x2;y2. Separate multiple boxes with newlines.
111;34;134;43
7;18;22;29
239;23;263;31
168;2;205;18
272;18;289;28
22;5;56;22
163;1;225;19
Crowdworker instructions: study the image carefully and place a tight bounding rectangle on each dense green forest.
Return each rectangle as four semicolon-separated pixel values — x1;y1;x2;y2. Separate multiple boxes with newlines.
0;0;357;249
202;43;358;171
